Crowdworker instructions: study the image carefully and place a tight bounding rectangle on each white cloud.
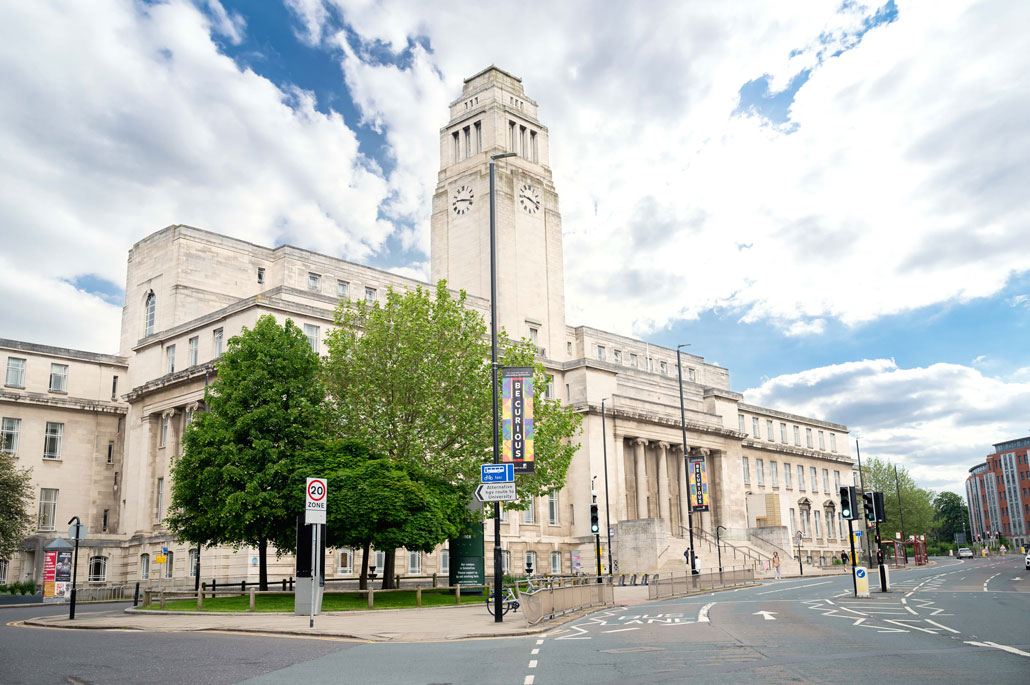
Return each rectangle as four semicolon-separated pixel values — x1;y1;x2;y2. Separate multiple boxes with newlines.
0;0;393;352
744;359;1030;495
293;0;1030;339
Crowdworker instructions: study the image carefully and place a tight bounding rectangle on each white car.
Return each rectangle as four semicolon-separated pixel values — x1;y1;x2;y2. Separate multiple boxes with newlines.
957;547;974;559
1025;551;1029;570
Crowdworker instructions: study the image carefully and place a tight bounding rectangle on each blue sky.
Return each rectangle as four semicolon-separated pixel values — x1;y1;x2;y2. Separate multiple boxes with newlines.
1;0;1028;496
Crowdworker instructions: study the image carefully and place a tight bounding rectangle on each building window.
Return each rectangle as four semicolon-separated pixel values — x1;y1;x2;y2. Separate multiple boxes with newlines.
334;548;352;574
834;470;840;490
801;510;810;537
830;434;837;453
548;490;559;525
213;328;224;357
770;462;778;487
144;292;156;336
303;324;319;354
793;426;801;446
766;420;774;441
630;353;638;367
752;417;760;438
738;415;745;433
0;559;8;584
88;556;107;583
567;341;574;356
49;363;68;393
111;375;118;400
818;431;825;450
613;349;621;364
523;498;536;524
156;478;164;522
408;551;421;574
499;505;507;523
688;368;695;382
810;467;818;492
525;551;537;575
797;465;805;491
257;267;265;284
44;422;63;460
780;423;788;443
756;459;764;485
439;549;449;575
806;428;813;448
784;463;792;489
38;488;58;530
365;287;376;304
159;415;169;447
1;417;21;455
742;457;750;484
839;512;845;539
140;553;150;580
822;469;830;492
102;509;109;532
814;511;822;538
114;471;118;485
188;337;199;366
529;327;538;345
107;440;114;464
659;361;668;375
189;548;199;577
337;280;349;298
788;508;796;538
550;551;561;575
502;550;510;574
308;273;321;291
166;345;175;374
5;357;25;387
596;345;605;360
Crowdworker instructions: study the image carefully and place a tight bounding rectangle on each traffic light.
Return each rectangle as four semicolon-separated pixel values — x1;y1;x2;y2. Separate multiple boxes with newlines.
839;486;857;520
872;492;886;523
862;491;875;523
590;503;600;534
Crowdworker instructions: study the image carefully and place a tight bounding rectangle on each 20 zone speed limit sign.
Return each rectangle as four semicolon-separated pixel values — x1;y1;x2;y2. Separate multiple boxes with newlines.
306;477;327;525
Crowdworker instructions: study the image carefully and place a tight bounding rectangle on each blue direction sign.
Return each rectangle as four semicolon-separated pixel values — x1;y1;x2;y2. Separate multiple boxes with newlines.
481;463;514;483
856;568;866;579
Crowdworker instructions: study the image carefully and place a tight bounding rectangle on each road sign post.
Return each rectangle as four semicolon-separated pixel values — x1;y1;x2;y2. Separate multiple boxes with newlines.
848;518;858;597
794;530;803;576
474;482;517;503
304;477;327;628
481;463;514;483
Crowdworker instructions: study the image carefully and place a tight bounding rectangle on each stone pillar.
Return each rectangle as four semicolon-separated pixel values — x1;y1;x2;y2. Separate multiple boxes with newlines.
678;445;690;537
634;438;648;519
657;442;670;524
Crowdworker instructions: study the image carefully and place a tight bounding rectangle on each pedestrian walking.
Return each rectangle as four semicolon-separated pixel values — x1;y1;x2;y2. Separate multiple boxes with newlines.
772;552;781;579
840;550;848;567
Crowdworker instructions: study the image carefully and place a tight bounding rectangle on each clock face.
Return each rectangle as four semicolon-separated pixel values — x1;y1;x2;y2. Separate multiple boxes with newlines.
519;183;541;215
452;184;474;215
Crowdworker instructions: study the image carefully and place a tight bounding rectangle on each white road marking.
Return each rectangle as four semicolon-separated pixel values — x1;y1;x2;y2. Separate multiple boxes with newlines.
698;602;714;623
603;627;640;633
966;641;1030;658
984;573;1000;591
756;581;831;595
884;619;938;634
925;619;959;633
753;611;777;620
905;592;914;597
1012;577;1023;581
528;660;537;668
536;639;544;645
531;648;539;655
524;676;535;685
905;605;918;615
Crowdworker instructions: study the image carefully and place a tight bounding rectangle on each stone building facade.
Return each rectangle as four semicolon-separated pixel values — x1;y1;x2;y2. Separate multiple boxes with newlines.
0;67;853;589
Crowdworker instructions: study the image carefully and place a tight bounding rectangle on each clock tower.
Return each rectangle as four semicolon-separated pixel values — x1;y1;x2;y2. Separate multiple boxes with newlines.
431;67;567;359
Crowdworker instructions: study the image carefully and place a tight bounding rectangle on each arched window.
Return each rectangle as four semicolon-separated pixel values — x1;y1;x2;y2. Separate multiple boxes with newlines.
88;556;108;582
140;553;150;579
144;291;156;336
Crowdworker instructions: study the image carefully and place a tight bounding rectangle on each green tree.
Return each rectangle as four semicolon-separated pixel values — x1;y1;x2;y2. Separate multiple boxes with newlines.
858;457;937;543
0;451;34;561
167;315;326;590
322;282;581;585
934;491;969;543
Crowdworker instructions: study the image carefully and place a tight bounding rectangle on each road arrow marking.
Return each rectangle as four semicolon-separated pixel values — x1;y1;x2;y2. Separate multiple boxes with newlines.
754;611;777;620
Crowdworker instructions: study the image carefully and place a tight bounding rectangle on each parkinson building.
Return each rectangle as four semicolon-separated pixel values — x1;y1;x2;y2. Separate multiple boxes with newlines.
1;68;854;589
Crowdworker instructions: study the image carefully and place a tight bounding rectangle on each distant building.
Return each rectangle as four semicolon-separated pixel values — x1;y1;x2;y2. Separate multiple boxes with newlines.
0;67;854;589
966;436;1030;549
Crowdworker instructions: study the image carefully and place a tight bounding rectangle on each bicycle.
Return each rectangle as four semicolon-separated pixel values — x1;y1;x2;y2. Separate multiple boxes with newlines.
485;585;520;616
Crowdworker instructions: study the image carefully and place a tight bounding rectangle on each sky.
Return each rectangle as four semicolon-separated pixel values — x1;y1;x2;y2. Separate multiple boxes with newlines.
1;0;1028;497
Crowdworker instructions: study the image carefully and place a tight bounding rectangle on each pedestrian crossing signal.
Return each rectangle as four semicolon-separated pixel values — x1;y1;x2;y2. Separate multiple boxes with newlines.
590;503;600;534
839;486;857;520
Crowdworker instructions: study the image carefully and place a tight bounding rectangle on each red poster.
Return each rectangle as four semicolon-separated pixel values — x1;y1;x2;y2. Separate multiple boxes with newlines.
43;550;57;598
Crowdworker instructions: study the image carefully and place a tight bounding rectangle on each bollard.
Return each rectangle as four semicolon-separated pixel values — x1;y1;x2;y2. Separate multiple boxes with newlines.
249;588;256;612
241;580;246;593
455;585;461;605
197;587;203;610
282;578;286;592
159;588;165;609
432;573;437;588
133;581;140;607
143;589;151;607
367;588;374;609
289;576;293;592
212;578;217;599
416;586;422;608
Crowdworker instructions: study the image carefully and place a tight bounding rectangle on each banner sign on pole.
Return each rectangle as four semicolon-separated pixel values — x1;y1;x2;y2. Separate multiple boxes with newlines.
306;477;327;525
689;456;710;511
502;367;535;473
44;551;57;598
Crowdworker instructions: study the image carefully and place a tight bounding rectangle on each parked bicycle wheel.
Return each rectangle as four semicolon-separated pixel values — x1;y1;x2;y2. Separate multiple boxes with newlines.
485;590;511;616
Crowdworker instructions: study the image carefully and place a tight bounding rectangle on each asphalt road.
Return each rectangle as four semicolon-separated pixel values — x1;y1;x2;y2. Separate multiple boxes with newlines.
4;557;1029;684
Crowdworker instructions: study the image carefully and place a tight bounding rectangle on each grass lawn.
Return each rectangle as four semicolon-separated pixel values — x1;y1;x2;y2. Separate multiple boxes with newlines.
142;589;486;613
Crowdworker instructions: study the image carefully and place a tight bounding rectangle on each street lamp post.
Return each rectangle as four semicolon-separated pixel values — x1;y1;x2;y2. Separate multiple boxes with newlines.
489;151;515;623
675;345;696;574
715;525;726;577
601;397;613;577
67;516;82;620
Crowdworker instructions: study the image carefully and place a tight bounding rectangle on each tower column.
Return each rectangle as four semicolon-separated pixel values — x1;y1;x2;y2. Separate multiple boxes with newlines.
657;441;670;524
634;438;648;519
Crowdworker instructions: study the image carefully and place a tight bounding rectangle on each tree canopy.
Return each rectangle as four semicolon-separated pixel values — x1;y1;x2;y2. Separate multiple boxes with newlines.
167;314;326;589
0;451;34;561
858;457;937;541
933;491;969;543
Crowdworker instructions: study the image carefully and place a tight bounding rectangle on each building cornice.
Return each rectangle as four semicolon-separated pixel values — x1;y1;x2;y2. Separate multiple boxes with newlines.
0;389;127;414
0;338;127;366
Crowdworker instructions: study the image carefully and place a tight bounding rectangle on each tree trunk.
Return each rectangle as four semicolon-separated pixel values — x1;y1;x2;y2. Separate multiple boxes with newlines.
382;549;396;589
359;542;370;591
258;538;268;591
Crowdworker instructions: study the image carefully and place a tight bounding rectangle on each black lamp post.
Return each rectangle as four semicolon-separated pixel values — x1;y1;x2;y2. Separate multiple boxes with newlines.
489;151;515;622
67;516;82;620
716;525;726;575
601;397;613;576
675;344;695;574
